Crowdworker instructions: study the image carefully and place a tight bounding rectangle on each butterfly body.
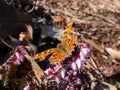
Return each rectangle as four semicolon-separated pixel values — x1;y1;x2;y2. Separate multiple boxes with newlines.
57;44;68;54
34;22;76;63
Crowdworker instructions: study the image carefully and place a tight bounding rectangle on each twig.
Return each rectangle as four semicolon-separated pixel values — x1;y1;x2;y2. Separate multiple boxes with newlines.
0;37;13;49
90;56;98;69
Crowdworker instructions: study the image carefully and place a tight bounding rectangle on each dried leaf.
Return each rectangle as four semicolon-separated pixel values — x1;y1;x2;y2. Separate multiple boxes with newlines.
51;16;65;23
101;81;117;90
19;24;33;42
105;47;120;60
31;58;44;82
25;52;44;83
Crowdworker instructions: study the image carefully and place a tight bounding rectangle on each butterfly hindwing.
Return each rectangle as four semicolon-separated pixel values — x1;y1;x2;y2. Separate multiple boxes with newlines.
34;48;57;60
49;49;67;63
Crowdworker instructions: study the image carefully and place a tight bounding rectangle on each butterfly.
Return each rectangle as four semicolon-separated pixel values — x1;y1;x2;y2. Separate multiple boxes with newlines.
34;22;77;63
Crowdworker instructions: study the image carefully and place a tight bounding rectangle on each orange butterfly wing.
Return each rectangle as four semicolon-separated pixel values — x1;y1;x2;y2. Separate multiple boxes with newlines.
34;48;57;60
65;36;77;55
49;49;67;63
61;23;73;43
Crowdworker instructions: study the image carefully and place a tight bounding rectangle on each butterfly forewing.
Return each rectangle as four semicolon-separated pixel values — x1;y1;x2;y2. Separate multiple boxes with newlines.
65;36;77;55
61;23;73;43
